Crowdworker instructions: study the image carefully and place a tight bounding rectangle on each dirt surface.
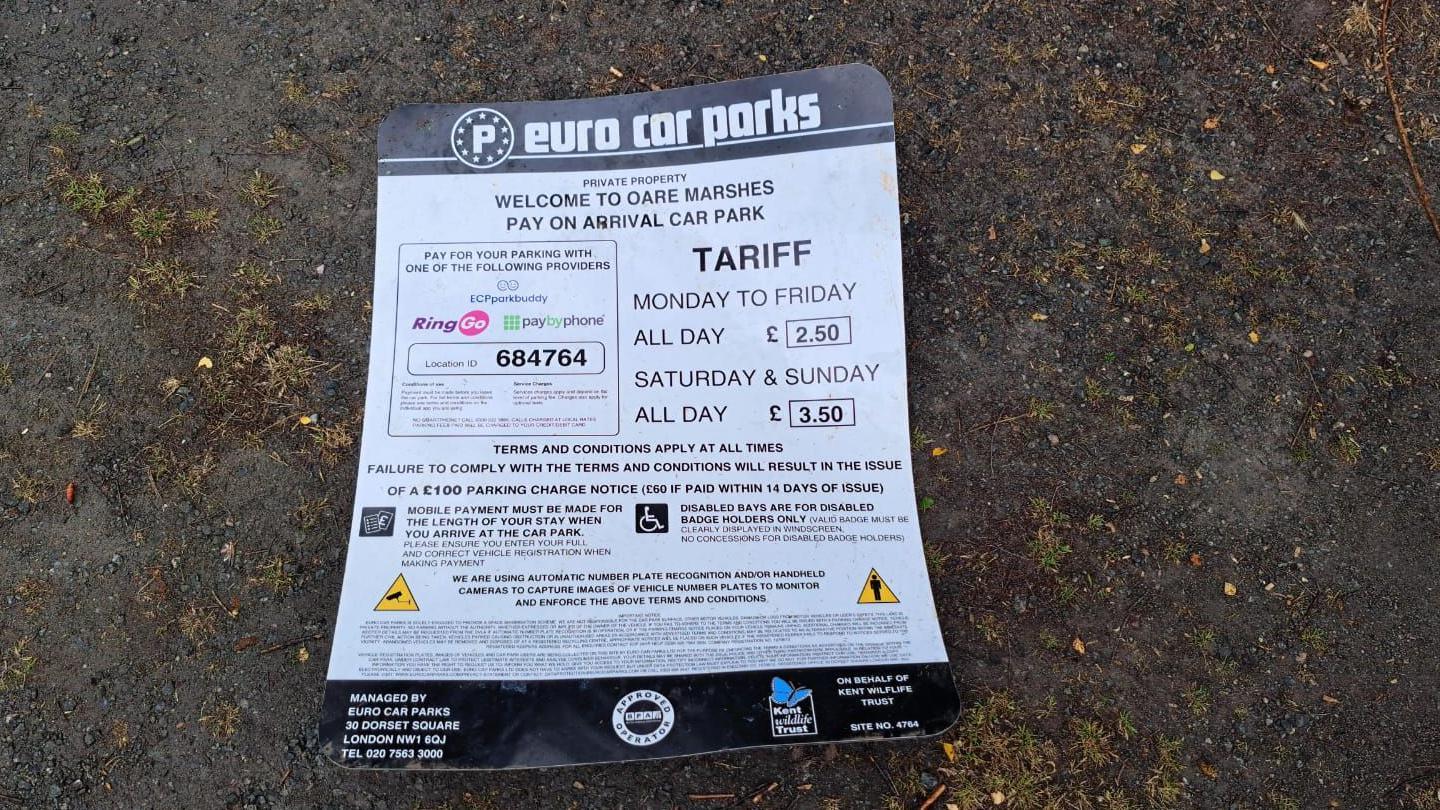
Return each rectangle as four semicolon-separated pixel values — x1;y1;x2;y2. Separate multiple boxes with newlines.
3;1;1439;808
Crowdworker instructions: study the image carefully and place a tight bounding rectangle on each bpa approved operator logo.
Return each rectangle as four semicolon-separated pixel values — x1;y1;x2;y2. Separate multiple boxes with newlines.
612;690;675;746
452;108;515;169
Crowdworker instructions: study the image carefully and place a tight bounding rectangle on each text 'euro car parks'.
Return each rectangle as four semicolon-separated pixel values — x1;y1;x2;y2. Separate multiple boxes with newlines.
320;64;960;769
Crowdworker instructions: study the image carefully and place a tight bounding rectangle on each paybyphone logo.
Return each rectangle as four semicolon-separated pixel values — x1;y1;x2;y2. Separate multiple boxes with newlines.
502;313;607;331
451;107;515;169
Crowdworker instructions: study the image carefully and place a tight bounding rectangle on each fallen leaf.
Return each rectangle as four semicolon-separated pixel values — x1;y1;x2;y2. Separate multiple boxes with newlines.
1072;637;1087;655
296;646;310;663
1199;238;1211;254
1130;143;1147;155
1223;581;1238;597
1208;169;1226;181
1322;694;1341;704
931;447;949;458
608;66;624;78
233;635;259;652
196;356;213;369
758;53;769;63
1248;330;1261;344
298;415;313;426
1198;760;1219;778
987;224;998;240
1189;552;1203;567
941;741;957;762
1174;473;1188;486
991;791;1007;805
1203;116;1221;131
1265;63;1276;75
1307;58;1329;71
1030;312;1049;321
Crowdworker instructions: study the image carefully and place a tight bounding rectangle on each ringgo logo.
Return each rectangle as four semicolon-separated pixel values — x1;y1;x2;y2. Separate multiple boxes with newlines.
457;310;490;336
411;310;491;337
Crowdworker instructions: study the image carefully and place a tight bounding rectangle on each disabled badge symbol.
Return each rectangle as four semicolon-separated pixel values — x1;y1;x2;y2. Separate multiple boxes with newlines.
634;503;668;534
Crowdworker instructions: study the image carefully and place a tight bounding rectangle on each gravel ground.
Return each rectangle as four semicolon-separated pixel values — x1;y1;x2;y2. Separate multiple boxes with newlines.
2;1;1439;808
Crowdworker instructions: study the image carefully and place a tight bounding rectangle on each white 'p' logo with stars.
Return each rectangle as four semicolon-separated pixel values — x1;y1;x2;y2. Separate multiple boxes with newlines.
451;107;515;169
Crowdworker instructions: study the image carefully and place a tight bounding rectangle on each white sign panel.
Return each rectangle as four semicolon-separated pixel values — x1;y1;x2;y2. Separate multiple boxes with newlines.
321;64;960;769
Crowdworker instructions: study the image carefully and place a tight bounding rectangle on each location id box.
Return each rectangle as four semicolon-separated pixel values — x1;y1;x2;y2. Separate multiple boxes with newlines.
388;240;619;437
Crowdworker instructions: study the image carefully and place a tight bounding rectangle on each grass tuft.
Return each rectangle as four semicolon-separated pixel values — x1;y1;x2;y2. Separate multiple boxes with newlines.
184;207;220;232
200;700;241;739
243;169;281;208
10;473;46;504
127;258;198;302
128;206;176;245
61;172;109;216
247;212;282;244
0;638;37;692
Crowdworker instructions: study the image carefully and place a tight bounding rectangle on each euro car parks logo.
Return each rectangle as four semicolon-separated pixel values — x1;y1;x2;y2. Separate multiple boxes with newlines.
612;690;675;746
452;107;515;169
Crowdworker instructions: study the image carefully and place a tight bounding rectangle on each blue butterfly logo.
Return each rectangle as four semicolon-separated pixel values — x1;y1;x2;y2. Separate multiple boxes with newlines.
770;677;813;708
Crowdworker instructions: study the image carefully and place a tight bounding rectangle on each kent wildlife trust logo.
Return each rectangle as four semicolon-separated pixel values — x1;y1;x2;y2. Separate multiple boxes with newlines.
452;107;515;169
768;676;818;737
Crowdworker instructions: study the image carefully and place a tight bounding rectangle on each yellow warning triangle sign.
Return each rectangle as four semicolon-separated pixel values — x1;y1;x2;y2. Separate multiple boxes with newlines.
857;568;900;604
374;573;419;611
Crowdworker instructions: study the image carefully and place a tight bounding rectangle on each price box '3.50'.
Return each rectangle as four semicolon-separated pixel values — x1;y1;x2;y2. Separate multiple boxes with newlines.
788;398;857;428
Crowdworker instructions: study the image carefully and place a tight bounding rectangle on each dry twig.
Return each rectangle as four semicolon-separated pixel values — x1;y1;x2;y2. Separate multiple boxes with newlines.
1379;0;1440;245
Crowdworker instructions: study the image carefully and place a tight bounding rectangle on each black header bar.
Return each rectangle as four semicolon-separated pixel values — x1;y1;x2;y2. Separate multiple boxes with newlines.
377;64;894;176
